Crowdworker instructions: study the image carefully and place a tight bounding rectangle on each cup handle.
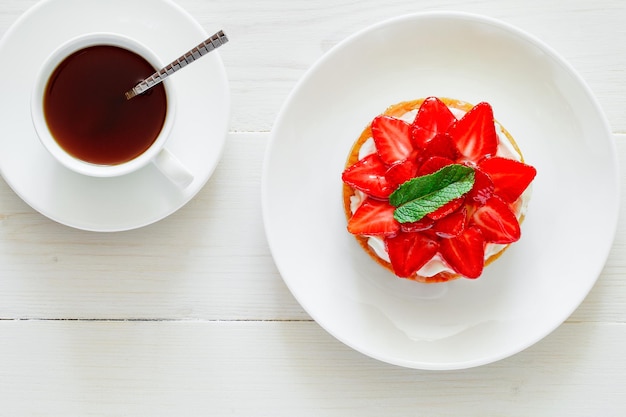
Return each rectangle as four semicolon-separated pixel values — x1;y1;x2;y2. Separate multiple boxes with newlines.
152;148;194;189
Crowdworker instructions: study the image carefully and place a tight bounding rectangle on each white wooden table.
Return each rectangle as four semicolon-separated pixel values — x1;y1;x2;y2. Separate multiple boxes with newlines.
1;0;625;415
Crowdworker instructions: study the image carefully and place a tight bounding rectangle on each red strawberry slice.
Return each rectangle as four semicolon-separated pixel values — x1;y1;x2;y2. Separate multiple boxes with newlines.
471;195;520;243
400;216;434;233
341;153;394;199
439;226;485;279
371;115;413;165
385;232;440;278
448;102;498;162
385;158;419;188
426;197;465;221
420;133;460;162
347;199;399;236
467;167;494;205
417;156;454;176
479;157;537;203
433;206;467;238
410;97;457;148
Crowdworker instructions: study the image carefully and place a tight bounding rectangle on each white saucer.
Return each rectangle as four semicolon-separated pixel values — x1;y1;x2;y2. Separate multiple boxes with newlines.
263;12;619;369
0;0;230;231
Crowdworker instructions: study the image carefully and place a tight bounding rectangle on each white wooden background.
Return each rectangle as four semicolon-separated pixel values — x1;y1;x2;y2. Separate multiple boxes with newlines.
1;0;625;415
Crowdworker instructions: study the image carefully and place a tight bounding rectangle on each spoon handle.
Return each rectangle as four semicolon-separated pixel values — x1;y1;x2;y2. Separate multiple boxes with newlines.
125;30;228;100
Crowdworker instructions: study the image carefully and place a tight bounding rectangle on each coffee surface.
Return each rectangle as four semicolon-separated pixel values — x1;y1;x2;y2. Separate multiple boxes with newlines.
44;45;167;165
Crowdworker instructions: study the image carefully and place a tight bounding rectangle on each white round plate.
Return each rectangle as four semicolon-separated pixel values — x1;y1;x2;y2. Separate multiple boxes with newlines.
262;12;619;369
0;0;230;231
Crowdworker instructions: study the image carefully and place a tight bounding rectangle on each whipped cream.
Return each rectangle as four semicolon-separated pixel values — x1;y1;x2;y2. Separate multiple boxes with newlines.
349;114;531;278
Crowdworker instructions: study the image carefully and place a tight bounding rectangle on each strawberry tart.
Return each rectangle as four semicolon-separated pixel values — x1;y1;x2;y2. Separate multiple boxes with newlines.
341;97;536;282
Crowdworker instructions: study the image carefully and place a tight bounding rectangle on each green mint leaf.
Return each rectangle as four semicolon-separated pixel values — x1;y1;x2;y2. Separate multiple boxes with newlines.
389;164;475;223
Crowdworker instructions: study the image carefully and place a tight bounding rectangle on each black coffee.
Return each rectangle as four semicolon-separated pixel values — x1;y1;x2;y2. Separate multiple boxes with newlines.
43;45;167;165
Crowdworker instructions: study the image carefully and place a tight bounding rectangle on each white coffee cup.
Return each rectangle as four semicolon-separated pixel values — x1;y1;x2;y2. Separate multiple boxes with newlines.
31;33;193;188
